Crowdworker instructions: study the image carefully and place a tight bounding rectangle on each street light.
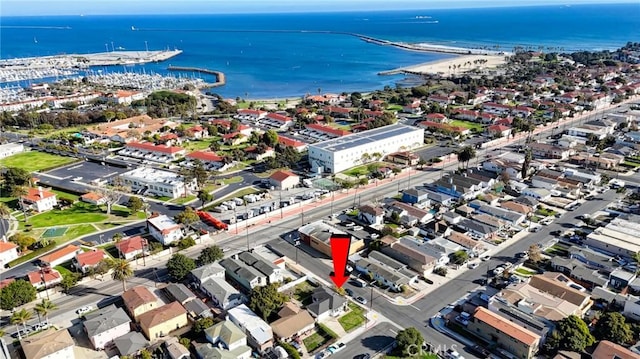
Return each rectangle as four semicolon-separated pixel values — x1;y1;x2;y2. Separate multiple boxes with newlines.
294;239;300;264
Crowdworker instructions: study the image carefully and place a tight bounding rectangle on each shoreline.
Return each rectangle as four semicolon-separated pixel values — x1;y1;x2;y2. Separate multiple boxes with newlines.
379;54;509;76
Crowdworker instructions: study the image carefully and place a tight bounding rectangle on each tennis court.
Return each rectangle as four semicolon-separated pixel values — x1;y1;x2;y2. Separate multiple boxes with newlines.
42;227;68;238
312;178;340;191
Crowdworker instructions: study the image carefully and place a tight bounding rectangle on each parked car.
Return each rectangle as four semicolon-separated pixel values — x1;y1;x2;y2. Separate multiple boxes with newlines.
446;349;465;359
502;262;513;269
327;343;346;354
32;322;50;331
354;354;371;359
355;296;368;305
345;222;355;227
76;305;93;315
352;226;364;231
468;262;479;269
345;289;354;297
515;252;529;259
493;267;505;276
351;279;367;288
480;255;491;261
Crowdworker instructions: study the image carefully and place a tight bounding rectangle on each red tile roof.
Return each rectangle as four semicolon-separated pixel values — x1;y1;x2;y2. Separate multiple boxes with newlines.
0;241;18;254
270;170;299;182
306;124;351;137
266;113;292;122
592;340;637;359
418;121;468;134
40;245;80;265
0;278;14;290
28;268;61;286
426;113;446;120
187;150;223;163
81;192;104;202
116;236;145;254
488;125;511;132
222;132;242;140
126;142;184;154
473;307;540;346
278;136;306;148
363;110;383;117
237;109;266;116
75;250;106;267
21;187;56;203
324;106;351;114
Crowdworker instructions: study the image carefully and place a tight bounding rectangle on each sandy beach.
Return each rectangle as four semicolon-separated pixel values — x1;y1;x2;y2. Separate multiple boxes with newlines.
382;54;508;76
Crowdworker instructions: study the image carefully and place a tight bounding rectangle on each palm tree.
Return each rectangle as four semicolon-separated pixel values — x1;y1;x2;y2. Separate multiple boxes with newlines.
456;146;476;169
11;308;32;338
34;299;57;323
0;202;10;241
109;258;133;292
12;186;29;222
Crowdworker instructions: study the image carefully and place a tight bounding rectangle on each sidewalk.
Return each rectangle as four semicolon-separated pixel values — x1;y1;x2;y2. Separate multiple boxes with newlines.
430;315;476;347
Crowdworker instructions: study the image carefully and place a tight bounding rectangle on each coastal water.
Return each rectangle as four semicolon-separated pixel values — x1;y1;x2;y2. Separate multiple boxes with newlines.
1;3;639;98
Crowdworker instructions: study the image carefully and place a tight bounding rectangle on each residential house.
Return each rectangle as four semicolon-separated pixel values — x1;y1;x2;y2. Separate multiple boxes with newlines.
358;204;385;226
494;273;593;321
402;100;422;114
220;257;265;291
430;174;484;200
270;302;315;341
379;236;438;276
138;301;189;340
0;242;19;268
521;188;551;201
482;158;523;180
487;296;553;342
116;236;146;260
550;257;608;290
584;227;640;259
122;286;159;321
447;231;484;254
227;304;274;352
623;296;640;321
298;221;365;257
20;328;75;359
21;187;57;212
122;142;186;162
401;188;432;206
530;143;573;160
203;320;252;359
564;168;601;187
269;170;300;190
591;340;638;359
500;201;534;216
454;109;480;122
185;150;227;171
469;200;525;225
114;332;149;357
356;251;416;292
609;268;637;289
263;112;293;130
456;218;498;240
531;175;557;190
72;249;106;274
469;307;541;359
307;287;348;322
184;125;208;139
386;201;433;225
190;261;225;288
39;244;81;267
83;305;132;350
80;192;106;205
487;124;512;138
27;268;62;290
386;151;419;166
424;219;453;236
164;283;196;305
236;251;283;284
278;136;308;152
201;277;245;310
244;145;275;161
165;336;191;359
87;115;177;143
422;189;456;207
183;298;214;319
236;109;267;121
148;214;183;246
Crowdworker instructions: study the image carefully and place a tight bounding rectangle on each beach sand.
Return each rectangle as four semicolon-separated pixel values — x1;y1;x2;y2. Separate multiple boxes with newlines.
393;54;508;75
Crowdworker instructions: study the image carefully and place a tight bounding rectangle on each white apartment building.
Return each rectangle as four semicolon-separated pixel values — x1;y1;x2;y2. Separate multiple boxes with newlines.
120;167;197;199
0;143;24;159
148;214;184;245
308;124;424;174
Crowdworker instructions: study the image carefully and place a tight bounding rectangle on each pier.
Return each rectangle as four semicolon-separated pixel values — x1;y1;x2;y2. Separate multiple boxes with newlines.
167;66;226;88
0;50;183;70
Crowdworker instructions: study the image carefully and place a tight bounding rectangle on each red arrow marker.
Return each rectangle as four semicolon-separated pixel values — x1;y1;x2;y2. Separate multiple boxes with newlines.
329;234;351;289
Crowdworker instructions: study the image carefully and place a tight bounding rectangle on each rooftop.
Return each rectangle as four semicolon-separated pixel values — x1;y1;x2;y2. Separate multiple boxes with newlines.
122;286;158;311
138;301;187;330
21;329;75;359
84;305;131;337
227;304;273;345
121;167;188;186
473;307;541;346
40;245;81;265
310;124;422;152
148;214;181;233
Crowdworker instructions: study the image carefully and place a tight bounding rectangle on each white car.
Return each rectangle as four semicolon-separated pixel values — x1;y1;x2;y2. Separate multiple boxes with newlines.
468;262;479;269
345;222;355;227
480;255;491;261
76;305;94;315
493;267;505;276
352;226;364;231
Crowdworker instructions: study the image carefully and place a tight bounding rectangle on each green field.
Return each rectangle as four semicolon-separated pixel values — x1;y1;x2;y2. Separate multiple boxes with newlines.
22;203;108;228
338;303;366;332
0;151;77;172
182;138;217;151
449;120;484;132
303;332;326;353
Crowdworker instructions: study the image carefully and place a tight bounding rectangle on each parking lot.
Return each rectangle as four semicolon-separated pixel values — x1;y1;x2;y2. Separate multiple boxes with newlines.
46;160;129;184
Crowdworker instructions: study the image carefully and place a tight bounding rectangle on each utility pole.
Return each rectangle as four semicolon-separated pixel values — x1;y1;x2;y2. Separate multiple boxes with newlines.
40;267;50;301
246;224;250;251
294;239;300;264
280;191;283;219
301;211;305;227
142;238;147;267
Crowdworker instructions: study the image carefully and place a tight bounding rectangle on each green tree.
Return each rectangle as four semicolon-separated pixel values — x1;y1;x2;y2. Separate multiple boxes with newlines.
112;232;125;242
11;308;32;336
389;211;401;225
456;145;476;169
528;244;542;263
197;190;213;206
90;259;111;281
0;279;37;310
139;349;152;359
109;258;133;292
167;253;196;281
395;327;424;356
179;337;191;348
450;250;469;265
197;245;224;266
175;207;200;225
34;299;57;323
249;283;289;320
381;225;394;237
262;129;279;147
127;196;144;213
193;317;216;333
9;233;36;251
544;315;595;353
60;272;81;293
594;312;634;345
177;236;196;250
2;167;31;194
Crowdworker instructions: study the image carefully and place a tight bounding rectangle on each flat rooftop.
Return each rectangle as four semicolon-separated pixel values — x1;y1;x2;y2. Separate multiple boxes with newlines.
310;124;423;152
122;167;185;185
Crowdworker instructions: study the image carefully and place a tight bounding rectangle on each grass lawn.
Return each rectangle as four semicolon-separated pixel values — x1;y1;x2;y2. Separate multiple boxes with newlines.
50;189;80;202
303;332;326;353
94;222;125;230
182;138;216;151
449;120;484;132
98;243;118;258
58;224;96;243
338;303;366;332
0;151;77;172
387;104;403;111
22;203;108;228
170;195;197;205
223;176;243;185
54;264;74;277
254;169;278;179
343;162;384;177
515;267;537;276
292;281;317;306
536;207;557;217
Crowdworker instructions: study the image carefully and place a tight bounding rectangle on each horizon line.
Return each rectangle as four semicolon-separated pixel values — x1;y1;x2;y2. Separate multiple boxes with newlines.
0;1;636;18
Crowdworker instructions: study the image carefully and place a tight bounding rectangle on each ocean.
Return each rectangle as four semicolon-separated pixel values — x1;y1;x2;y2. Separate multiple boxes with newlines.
1;3;639;98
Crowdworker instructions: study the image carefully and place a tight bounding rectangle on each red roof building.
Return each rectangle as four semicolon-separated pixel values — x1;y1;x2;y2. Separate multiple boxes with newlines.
0;278;15;290
40;244;81;267
116;236;146;260
278;136;307;152
73;250;106;273
21;187;58;212
425;113;447;122
27;268;62;289
266;113;292;123
126;142;185;155
186;150;223;163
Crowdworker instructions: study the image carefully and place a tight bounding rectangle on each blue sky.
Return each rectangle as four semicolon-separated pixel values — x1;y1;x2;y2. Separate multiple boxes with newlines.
1;0;635;16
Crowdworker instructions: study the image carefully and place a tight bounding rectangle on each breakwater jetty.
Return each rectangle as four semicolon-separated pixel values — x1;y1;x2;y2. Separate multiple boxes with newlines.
167;66;226;88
